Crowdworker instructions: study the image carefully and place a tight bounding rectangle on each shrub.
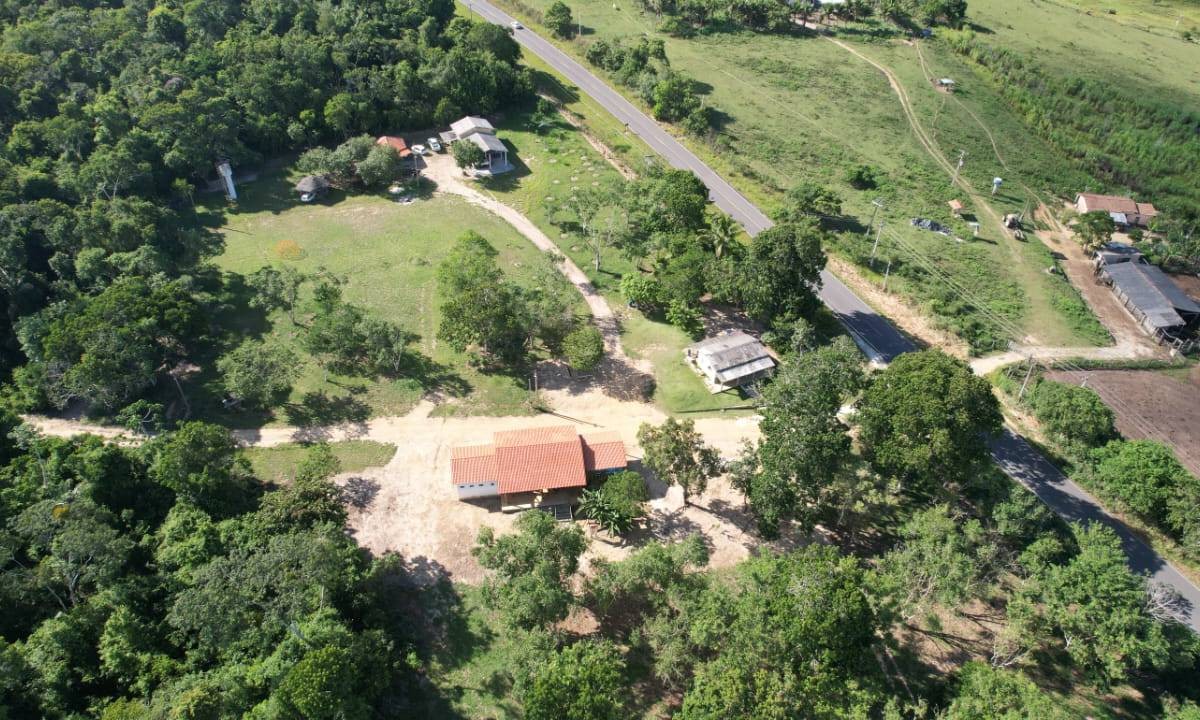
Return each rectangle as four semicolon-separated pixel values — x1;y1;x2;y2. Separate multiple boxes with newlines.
579;471;647;536
1027;379;1116;449
1085;440;1190;523
620;274;665;313
845;164;879;190
600;470;648;518
563;324;604;371
666;299;705;339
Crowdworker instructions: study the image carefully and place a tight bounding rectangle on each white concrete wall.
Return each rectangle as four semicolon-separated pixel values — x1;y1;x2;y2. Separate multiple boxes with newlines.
456;481;498;500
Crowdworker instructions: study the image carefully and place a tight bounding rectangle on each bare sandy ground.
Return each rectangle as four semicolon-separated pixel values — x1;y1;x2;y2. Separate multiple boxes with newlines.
329;387;767;583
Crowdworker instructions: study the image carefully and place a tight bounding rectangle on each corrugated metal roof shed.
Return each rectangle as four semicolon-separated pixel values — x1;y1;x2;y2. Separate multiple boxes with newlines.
1104;261;1200;329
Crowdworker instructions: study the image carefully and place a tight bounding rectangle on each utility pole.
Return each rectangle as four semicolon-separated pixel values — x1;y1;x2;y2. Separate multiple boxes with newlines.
870;220;885;266
864;198;884;236
1017;357;1036;399
950;150;965;188
882;259;892;291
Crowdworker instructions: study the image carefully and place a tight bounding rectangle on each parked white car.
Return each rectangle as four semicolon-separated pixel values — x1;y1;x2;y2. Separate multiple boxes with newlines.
427;137;442;152
510;20;522;29
411;144;427;156
299;192;316;203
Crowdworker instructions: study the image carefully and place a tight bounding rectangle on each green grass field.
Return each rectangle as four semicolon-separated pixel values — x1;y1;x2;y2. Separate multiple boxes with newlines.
201;164;580;425
481;0;1116;352
241;440;397;483
967;0;1200;113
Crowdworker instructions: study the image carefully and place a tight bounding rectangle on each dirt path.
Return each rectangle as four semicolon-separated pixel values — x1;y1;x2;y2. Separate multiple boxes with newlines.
421;153;645;369
26;387;767;582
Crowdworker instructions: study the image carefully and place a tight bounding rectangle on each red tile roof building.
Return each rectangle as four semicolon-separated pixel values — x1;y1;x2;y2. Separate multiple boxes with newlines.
376;135;412;158
450;426;627;497
1075;192;1158;228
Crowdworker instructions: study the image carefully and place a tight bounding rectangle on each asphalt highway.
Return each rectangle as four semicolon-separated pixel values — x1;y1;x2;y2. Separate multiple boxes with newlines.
468;0;1200;632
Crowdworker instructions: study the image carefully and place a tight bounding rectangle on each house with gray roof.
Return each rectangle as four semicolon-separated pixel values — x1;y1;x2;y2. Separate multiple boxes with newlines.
685;331;776;393
439;115;511;175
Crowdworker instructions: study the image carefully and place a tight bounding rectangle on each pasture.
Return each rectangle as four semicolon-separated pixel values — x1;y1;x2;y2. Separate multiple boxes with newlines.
202;166;579;425
483;0;1115;351
967;0;1200;113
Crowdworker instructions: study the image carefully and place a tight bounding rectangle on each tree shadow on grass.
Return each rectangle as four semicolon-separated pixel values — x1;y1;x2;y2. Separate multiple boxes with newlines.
530;69;581;105
284;390;371;440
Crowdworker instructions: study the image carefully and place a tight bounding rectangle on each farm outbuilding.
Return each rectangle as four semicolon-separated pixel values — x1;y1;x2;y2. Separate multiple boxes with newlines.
1075;192;1158;230
450;426;626;513
686;331;776;393
376;135;413;158
1095;246;1200;344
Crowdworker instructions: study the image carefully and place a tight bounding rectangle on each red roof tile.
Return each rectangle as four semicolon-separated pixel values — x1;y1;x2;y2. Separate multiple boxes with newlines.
581;432;627;471
494;427;586;494
376;135;412;158
451;444;496;485
450;426;628;495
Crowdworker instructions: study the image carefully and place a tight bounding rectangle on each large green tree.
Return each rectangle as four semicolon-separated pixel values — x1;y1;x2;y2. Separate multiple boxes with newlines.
943;662;1073;720
1026;523;1187;687
437;232;534;364
638;418;721;505
473;510;588;629
737;219;827;324
731;337;864;537
857;349;1002;492
216;339;299;410
523;641;626;720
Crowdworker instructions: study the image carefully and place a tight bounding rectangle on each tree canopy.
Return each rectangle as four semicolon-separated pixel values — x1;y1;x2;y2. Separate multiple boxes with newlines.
857;349;1001;492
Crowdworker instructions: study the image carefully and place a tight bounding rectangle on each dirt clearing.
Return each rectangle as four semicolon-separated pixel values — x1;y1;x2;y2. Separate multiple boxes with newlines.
1047;369;1200;476
333;388;778;584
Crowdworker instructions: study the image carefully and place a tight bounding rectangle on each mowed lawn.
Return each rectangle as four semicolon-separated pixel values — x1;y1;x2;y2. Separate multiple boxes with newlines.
242;440;398;483
205;166;580;424
482;0;1111;351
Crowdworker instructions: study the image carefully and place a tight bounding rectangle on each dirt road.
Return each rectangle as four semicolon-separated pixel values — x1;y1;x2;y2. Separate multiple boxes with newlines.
28;387;766;582
421;153;645;368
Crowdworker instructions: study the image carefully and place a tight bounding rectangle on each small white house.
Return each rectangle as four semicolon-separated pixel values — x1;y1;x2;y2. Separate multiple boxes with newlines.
439;115;512;175
686;331;776;393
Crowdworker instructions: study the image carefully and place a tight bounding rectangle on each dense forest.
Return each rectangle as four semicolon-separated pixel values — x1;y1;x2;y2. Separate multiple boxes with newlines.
0;0;531;414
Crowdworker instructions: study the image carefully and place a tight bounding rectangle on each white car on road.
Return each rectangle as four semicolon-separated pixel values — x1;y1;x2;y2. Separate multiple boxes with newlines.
510;20;522;29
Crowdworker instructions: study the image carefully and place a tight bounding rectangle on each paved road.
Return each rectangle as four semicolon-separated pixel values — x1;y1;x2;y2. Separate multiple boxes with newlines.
469;1;1200;632
471;3;912;363
992;430;1199;631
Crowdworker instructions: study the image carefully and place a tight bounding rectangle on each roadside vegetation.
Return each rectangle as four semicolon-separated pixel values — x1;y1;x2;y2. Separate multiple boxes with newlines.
994;368;1200;575
486;0;1115;352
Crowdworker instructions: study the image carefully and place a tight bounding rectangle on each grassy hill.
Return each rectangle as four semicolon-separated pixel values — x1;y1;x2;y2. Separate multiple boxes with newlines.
483;0;1111;351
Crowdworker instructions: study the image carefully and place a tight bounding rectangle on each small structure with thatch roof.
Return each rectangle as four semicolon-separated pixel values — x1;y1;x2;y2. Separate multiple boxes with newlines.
295;175;330;202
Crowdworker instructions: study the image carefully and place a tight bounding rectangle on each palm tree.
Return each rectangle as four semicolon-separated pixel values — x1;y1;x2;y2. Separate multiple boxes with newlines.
705;212;739;259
